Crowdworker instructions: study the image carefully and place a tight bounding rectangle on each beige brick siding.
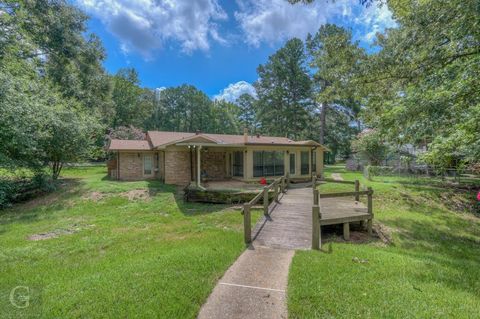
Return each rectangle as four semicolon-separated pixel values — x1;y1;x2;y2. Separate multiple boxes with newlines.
202;151;226;180
165;150;191;185
118;152;143;180
118;152;159;180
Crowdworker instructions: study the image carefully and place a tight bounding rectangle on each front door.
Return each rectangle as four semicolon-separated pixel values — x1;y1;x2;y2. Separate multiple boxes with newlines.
143;154;154;177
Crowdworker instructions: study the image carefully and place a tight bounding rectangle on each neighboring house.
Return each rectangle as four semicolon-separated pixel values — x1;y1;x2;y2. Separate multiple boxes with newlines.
107;129;326;187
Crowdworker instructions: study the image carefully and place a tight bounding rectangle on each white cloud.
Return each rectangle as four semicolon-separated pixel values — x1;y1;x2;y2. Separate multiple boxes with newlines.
77;0;228;58
234;0;346;47
214;81;256;102
354;3;396;43
234;0;396;46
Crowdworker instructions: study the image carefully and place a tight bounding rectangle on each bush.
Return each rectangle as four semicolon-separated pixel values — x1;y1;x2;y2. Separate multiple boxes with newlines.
0;173;56;209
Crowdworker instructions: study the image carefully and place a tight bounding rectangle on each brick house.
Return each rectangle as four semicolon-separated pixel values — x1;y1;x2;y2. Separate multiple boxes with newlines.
107;129;326;186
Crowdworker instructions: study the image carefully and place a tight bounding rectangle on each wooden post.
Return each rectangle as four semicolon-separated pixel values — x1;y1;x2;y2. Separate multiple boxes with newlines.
263;186;269;215
312;205;320;250
343;222;350;240
312;174;316;190
367;187;373;215
281;176;286;193
355;180;360;202
243;204;251;244
367;187;373;236
313;189;319;205
286;172;290;188
274;182;279;202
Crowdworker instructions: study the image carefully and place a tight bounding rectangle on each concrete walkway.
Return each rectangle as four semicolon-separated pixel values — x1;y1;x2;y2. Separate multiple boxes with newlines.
197;245;294;319
331;173;344;181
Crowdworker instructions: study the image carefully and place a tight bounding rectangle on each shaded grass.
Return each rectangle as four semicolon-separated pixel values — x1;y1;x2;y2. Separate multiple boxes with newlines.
288;165;480;318
0;166;257;318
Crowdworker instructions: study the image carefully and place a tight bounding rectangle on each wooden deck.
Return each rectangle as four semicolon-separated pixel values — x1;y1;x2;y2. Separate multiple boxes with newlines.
252;186;371;250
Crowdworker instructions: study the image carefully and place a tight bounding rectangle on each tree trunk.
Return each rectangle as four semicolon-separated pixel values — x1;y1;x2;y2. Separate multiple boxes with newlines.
52;161;63;180
319;103;328;145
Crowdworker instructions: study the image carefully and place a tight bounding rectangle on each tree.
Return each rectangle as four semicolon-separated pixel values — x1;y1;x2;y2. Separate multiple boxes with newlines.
351;129;389;166
41;107;100;179
107;126;145;141
307;24;365;145
0;68;50;171
211;100;241;134
235;93;259;133
360;0;480;170
111;68;153;128
1;0;113;117
145;85;216;132
255;38;314;139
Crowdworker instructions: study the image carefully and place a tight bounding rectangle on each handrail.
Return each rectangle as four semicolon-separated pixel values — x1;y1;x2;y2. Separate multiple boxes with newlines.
318;178;356;185
242;174;289;244
319;190;372;199
311;177;374;250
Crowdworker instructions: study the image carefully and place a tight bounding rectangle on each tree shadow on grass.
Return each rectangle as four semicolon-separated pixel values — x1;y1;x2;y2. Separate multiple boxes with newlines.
0;178;83;226
383;208;480;296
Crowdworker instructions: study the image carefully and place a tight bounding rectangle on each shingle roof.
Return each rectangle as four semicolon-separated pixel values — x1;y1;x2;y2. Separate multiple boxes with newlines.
107;131;324;151
108;139;151;151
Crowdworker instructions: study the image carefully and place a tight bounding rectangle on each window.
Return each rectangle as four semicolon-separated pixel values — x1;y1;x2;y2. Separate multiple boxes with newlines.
232;151;244;177
144;154;153;175
253;151;284;177
289;153;296;175
301;151;309;175
312;150;316;173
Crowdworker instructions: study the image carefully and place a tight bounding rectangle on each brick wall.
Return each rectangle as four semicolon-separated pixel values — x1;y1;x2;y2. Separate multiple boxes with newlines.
118;152;143;180
202;151;226;180
165;150;191;185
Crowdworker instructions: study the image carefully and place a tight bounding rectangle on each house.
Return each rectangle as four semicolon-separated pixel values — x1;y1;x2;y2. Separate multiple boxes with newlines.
107;129;326;186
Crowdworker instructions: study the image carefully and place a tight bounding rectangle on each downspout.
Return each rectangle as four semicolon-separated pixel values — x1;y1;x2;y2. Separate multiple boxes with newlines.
117;151;120;180
162;150;166;183
189;146;194;182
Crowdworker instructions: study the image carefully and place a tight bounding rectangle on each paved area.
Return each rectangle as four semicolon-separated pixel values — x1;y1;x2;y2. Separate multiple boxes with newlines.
331;173;344;181
253;188;313;249
197;246;294;319
199;185;370;318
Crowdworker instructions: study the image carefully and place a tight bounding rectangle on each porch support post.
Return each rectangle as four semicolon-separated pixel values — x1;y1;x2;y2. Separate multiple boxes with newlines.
196;145;202;187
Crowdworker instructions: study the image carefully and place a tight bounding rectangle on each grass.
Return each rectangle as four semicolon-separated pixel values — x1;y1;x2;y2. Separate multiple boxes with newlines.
288;165;480;318
0;166;258;318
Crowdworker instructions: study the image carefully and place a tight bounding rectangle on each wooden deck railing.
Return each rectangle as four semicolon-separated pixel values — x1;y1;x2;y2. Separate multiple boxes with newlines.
242;174;289;244
311;176;374;250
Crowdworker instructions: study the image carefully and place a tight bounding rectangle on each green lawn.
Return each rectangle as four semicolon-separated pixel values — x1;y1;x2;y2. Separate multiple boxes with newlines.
288;165;480;318
0;166;257;318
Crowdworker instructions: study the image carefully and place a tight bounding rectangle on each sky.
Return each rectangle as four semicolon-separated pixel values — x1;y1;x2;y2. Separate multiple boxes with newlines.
76;0;396;101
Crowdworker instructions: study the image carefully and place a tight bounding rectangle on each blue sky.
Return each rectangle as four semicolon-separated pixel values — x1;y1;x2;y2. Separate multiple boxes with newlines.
77;0;395;101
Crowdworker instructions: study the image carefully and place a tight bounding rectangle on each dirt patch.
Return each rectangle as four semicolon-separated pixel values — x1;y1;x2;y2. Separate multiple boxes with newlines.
121;189;151;201
83;189;159;202
27;224;93;241
373;223;395;245
83;191;107;202
320;221;394;246
19;179;78;210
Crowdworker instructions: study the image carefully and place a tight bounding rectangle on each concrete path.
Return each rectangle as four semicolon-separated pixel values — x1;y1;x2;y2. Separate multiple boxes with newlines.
197;246;294;319
331;173;344;181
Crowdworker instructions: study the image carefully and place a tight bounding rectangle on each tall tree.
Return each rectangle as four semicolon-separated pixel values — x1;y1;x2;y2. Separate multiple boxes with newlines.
307;24;365;145
1;0;112;116
361;0;480;169
235;93;259;133
255;38;314;139
111;68;153;128
145;85;215;132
